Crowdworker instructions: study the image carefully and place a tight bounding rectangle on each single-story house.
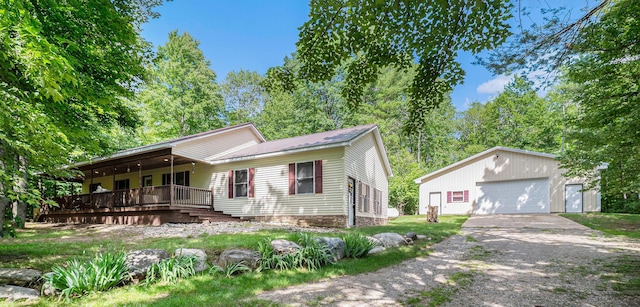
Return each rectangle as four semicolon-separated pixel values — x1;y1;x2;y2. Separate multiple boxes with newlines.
414;147;600;215
40;123;392;227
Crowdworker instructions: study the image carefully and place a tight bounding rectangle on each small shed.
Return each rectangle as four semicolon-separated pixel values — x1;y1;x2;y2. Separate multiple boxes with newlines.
414;147;600;215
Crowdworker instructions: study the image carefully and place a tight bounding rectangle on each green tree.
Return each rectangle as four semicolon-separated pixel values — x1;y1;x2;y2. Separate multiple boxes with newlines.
558;0;640;210
271;0;512;133
221;70;265;125
138;30;224;143
0;0;160;232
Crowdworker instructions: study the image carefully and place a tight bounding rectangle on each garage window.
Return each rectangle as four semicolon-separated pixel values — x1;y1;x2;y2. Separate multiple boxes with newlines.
447;190;469;203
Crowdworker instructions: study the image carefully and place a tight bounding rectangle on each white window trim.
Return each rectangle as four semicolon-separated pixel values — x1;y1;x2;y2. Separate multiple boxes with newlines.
295;161;315;194
234;168;248;198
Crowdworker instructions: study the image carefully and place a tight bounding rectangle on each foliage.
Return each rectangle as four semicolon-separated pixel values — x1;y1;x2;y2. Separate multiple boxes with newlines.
342;233;375;258
145;254;198;285
258;233;334;272
220;70;266;125
137;30;224;143
210;261;251;278
43;251;130;299
456;76;563;156
558;0;640;203
272;0;511;133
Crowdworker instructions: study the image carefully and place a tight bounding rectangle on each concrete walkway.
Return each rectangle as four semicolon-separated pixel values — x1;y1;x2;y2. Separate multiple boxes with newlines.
462;214;590;229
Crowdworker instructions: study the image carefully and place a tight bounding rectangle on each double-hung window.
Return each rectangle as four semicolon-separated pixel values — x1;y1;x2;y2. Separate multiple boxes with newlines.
296;162;314;194
234;169;248;197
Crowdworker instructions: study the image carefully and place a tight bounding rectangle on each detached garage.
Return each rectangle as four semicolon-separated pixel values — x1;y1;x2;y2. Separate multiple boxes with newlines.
414;147;600;215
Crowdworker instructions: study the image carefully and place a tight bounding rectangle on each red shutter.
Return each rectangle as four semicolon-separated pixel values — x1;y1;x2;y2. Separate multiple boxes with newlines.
447;191;452;203
288;163;295;195
314;160;323;194
228;170;234;199
463;190;469;202
248;168;255;198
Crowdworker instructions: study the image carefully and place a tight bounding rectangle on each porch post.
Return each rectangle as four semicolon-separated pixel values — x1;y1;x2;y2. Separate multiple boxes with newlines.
90;168;94;207
169;155;174;206
112;165;116;208
138;160;142;206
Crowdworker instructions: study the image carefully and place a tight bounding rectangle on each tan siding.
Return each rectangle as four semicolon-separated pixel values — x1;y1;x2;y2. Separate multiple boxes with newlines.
344;133;389;219
211;147;345;219
418;149;599;214
173;127;261;162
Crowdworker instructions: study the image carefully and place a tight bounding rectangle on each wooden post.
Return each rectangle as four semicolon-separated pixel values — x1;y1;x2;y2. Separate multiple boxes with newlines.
427;205;439;223
138;160;142;206
169;155;174;206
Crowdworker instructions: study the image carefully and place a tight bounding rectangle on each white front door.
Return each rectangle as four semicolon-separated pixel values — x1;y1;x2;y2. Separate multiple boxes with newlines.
565;184;583;213
429;192;441;214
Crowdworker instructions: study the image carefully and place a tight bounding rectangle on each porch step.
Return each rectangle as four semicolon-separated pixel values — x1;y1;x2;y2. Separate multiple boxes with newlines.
177;208;241;223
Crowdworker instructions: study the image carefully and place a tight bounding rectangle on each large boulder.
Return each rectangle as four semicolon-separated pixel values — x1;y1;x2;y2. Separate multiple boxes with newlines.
174;248;208;273
372;233;408;248
405;232;418;241
0;285;40;301
387;208;400;219
366;236;383;247
270;239;301;256
218;249;261;270
314;237;346;261
126;249;170;282
0;268;41;287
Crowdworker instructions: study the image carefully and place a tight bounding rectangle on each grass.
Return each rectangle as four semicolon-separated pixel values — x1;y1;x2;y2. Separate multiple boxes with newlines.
0;215;467;306
560;213;640;239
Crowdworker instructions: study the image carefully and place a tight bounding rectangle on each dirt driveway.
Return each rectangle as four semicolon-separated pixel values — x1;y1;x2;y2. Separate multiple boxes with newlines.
255;215;640;306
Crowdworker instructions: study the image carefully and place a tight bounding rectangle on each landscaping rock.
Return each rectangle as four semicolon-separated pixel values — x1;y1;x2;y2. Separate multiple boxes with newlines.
126;249;170;281
405;232;418;241
387;208;400;219
416;234;427;240
314;237;346;261
218;249;261;270
271;239;301;255
0;285;40;301
41;275;58;297
366;236;383;247
368;246;386;255
0;268;42;287
174;248;208;272
372;233;408;248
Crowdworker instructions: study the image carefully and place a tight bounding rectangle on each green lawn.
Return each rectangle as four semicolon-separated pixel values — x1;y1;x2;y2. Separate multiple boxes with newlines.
0;215;467;307
560;213;640;239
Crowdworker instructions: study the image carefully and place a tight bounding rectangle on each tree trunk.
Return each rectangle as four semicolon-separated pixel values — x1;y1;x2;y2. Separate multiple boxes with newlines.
12;155;27;228
0;143;8;235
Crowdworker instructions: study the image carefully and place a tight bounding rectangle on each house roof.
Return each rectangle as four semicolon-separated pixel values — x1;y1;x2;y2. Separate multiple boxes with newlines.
211;124;393;176
413;146;557;184
74;123;265;168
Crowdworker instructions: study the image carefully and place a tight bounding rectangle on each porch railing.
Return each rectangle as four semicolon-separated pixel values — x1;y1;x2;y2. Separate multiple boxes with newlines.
48;185;213;211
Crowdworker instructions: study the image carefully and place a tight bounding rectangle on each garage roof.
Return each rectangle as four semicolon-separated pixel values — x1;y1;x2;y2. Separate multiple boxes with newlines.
413;146;556;184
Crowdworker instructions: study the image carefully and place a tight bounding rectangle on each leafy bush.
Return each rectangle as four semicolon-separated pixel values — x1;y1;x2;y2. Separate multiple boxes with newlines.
145;255;197;285
211;261;251;278
342;233;375;258
43;251;129;299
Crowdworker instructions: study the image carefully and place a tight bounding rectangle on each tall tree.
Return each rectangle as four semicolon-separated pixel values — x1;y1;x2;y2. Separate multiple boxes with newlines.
220;70;265;125
268;0;512;133
0;0;160;233
558;0;640;208
138;30;223;143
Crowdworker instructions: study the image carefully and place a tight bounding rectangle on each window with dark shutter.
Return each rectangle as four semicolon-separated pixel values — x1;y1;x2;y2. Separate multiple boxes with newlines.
288;163;295;195
234;169;248;197
248;168;255;198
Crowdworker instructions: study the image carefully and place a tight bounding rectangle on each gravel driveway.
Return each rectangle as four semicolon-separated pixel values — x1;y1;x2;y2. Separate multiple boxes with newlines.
255;215;640;306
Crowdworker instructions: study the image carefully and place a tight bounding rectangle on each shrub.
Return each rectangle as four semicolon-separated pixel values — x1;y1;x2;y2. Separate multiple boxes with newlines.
145;255;197;285
43;251;129;299
342;233;375;258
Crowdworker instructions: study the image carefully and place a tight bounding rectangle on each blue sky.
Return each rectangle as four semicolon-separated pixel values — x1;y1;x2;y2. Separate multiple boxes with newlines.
141;1;592;112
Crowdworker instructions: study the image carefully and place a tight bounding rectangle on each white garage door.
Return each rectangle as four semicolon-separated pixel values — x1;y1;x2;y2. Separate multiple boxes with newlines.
475;179;550;215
